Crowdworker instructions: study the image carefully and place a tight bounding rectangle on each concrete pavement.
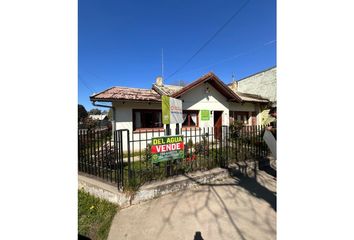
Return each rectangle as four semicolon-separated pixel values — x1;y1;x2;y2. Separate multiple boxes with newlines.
108;168;276;240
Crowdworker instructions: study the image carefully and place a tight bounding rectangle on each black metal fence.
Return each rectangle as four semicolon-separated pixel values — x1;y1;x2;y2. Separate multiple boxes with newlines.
78;128;123;188
78;125;270;190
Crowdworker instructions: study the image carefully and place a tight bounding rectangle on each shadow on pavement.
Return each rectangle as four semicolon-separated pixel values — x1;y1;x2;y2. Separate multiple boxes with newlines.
112;164;276;240
259;165;276;178
182;166;277;212
229;168;276;211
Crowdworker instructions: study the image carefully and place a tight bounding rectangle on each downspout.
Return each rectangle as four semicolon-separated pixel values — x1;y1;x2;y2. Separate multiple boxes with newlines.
92;101;116;134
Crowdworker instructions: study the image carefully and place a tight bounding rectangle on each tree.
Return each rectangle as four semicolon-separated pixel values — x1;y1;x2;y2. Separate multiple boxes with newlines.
107;108;113;120
260;109;276;126
78;104;88;122
83;117;98;130
88;108;102;115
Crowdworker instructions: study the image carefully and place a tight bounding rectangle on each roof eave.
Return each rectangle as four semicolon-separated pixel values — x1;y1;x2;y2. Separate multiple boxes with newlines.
91;98;161;104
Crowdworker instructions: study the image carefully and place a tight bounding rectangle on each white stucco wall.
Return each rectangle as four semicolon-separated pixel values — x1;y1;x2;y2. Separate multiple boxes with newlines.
113;101;161;132
179;82;230;128
112;101;162;151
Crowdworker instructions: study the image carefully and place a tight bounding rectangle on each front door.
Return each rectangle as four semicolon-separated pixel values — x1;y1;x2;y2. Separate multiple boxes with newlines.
214;111;223;140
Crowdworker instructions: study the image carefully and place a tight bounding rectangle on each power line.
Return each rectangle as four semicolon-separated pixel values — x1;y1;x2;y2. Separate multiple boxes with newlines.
167;39;276;79
165;0;252;80
78;74;96;93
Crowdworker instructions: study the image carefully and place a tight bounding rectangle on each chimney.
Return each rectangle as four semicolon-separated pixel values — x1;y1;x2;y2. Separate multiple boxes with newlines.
155;76;163;87
230;80;238;91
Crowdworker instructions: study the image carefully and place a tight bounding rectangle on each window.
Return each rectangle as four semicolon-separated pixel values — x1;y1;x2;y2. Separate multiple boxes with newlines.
182;110;199;127
229;111;252;125
133;109;162;130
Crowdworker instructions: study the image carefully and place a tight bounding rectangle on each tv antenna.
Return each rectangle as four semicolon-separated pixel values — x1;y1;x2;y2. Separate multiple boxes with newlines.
161;48;164;79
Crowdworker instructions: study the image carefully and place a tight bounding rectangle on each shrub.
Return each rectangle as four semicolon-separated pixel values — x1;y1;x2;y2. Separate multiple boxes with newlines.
82;117;99;130
229;120;244;139
187;138;194;149
194;136;209;156
144;143;152;162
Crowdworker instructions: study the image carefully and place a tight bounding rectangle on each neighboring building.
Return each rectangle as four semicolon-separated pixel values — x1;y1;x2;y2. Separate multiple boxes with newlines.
90;72;269;149
87;114;111;129
88;114;108;121
228;66;276;104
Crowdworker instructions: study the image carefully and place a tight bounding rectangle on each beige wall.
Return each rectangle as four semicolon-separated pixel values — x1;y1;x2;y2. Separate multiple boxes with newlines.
237;67;276;102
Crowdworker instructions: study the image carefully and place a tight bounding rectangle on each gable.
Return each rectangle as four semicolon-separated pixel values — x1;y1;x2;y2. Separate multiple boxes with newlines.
179;82;229;110
172;72;242;102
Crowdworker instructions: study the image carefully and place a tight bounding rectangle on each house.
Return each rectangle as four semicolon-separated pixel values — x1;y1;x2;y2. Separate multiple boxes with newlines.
88;114;108;121
90;72;269;149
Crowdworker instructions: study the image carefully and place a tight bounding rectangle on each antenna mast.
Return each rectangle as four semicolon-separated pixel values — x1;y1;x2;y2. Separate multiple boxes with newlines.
161;48;164;79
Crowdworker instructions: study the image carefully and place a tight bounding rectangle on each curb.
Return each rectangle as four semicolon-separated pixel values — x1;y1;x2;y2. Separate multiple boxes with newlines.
79;168;229;208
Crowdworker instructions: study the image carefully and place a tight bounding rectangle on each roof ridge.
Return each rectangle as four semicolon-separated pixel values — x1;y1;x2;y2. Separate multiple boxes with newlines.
171;72;242;102
111;86;153;91
237;91;266;98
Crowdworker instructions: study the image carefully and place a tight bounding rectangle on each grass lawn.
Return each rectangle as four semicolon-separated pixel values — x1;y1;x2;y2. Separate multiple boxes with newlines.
78;190;118;240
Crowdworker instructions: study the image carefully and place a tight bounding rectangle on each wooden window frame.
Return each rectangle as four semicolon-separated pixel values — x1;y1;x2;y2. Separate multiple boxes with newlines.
182;110;199;129
132;109;163;131
229;111;254;126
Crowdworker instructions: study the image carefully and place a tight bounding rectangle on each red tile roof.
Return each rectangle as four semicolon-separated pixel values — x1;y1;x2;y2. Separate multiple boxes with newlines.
90;72;269;104
90;87;161;102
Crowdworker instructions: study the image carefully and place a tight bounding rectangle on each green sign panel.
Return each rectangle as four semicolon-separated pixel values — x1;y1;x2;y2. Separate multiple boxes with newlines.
201;110;210;121
151;135;184;163
162;95;170;124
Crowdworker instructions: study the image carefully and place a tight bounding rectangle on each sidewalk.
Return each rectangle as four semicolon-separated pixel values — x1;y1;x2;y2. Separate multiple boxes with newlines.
108;167;276;240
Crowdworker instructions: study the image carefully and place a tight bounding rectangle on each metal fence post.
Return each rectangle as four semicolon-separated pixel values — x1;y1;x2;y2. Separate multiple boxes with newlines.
126;130;132;184
165;124;171;177
176;123;180;135
114;130;119;189
116;129;125;189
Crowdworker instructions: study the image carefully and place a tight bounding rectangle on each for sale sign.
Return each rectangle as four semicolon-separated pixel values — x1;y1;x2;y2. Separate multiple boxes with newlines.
151;135;184;163
162;95;183;124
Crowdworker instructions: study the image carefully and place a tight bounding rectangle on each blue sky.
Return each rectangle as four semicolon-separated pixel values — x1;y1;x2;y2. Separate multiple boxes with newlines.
79;0;276;110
